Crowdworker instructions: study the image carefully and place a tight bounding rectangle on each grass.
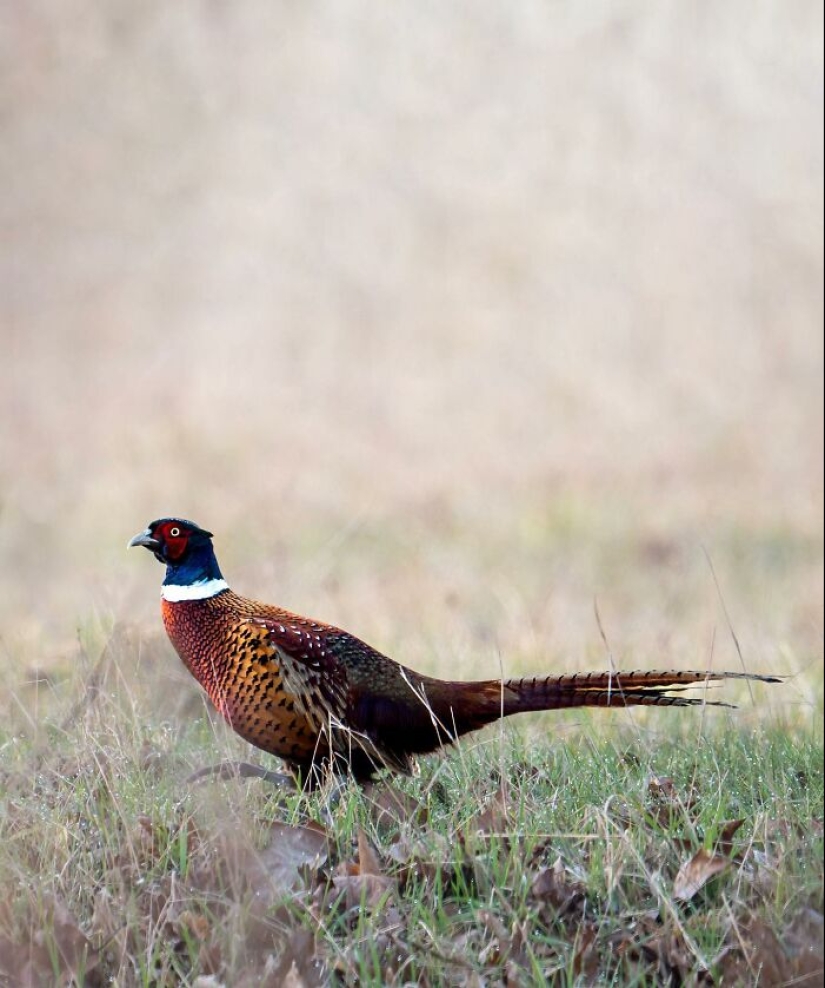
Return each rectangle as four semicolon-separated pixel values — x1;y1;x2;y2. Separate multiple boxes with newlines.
0;638;821;986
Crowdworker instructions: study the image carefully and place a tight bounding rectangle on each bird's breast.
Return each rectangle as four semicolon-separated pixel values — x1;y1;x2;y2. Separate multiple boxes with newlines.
160;596;320;763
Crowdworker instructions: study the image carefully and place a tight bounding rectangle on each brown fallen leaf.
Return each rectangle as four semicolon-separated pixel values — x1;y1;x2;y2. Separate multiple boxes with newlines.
233;928;325;988
176;910;222;979
269;928;326;987
784;908;825;983
479;911;532;976
478;910;507;967
466;790;510;837
0;898;100;988
648;775;677;800
0;935;51;988
531;856;588;919
673;848;729;902
331;873;395;912
386;832;477;897
716;913;824;986
256;822;329;894
189;820;328;906
610;912;700;984
647;774;700;828
43;897;100;985
715;818;745;857
332;830;395;912
366;782;429;830
176;908;211;942
572;923;600;980
357;828;384;876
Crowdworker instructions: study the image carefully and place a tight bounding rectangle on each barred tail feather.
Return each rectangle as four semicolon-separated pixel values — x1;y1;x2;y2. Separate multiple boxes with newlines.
500;669;781;716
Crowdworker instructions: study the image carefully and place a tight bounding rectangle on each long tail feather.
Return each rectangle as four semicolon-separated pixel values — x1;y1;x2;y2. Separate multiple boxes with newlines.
367;668;781;765
499;669;781;716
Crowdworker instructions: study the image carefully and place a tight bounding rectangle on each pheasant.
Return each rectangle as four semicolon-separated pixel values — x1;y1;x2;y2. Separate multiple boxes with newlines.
130;518;780;784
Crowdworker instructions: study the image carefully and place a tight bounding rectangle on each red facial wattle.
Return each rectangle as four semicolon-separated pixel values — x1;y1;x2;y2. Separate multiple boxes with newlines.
156;522;190;561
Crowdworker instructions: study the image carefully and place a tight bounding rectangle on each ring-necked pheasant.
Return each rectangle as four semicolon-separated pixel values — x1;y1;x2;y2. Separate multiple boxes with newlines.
130;518;780;784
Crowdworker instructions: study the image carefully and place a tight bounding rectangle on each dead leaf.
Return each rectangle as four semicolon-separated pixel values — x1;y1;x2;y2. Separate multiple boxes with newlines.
610;913;697;984
327;828;395;913
572;923;600;979
234;929;325;988
189;821;327;907
139;739;166;776
783;909;825;984
673;848;729;902
90;888;130;969
261;821;327;892
478;911;531;977
357;828;384;876
648;775;677;800
531;856;588;919
466;790;509;836
256;822;329;895
176;908;211;941
386;832;477;897
267;928;325;987
89;887;119;940
0;935;52;988
715;818;745;857
43;898;99;983
228;896;282;959
367;783;429;829
175;910;221;977
647;774;699;828
0;898;99;988
332;833;394;913
715;915;817;986
331;872;395;913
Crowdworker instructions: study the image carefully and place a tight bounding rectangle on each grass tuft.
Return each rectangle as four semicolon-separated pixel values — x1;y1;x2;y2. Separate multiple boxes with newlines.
0;641;821;985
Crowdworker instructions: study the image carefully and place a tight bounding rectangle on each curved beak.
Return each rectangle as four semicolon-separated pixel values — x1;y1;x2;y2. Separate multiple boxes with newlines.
128;528;161;551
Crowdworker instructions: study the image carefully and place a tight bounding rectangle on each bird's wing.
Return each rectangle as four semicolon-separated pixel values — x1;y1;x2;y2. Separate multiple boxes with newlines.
246;617;349;724
249;617;411;774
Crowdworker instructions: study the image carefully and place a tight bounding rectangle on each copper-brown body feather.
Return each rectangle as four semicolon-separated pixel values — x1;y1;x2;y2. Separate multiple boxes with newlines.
161;588;779;783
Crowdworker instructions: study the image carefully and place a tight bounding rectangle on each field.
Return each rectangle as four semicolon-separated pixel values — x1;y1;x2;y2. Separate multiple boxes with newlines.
1;2;823;984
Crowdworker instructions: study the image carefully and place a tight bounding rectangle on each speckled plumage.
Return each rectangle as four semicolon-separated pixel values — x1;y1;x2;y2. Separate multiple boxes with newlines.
130;519;781;783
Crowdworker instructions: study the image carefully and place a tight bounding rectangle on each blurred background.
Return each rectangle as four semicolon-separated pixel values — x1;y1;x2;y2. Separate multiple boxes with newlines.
1;2;822;718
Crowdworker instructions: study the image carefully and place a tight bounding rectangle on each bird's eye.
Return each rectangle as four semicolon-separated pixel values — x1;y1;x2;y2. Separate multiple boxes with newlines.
169;527;181;537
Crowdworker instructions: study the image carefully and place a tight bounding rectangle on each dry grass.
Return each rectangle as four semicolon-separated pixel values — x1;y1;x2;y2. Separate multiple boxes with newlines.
0;1;822;984
0;639;821;985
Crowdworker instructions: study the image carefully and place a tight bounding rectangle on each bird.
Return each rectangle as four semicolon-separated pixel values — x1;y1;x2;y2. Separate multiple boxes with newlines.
129;517;780;785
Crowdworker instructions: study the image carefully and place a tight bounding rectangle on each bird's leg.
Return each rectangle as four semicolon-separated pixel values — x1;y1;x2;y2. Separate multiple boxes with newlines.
185;760;297;788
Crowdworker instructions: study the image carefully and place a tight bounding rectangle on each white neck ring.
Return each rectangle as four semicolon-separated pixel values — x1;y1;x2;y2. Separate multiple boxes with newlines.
161;579;229;602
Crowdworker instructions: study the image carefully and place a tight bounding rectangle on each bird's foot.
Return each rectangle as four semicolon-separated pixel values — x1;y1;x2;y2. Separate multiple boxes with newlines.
185;760;297;788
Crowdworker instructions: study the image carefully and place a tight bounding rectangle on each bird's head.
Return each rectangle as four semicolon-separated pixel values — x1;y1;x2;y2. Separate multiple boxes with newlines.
129;519;227;599
128;518;214;565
